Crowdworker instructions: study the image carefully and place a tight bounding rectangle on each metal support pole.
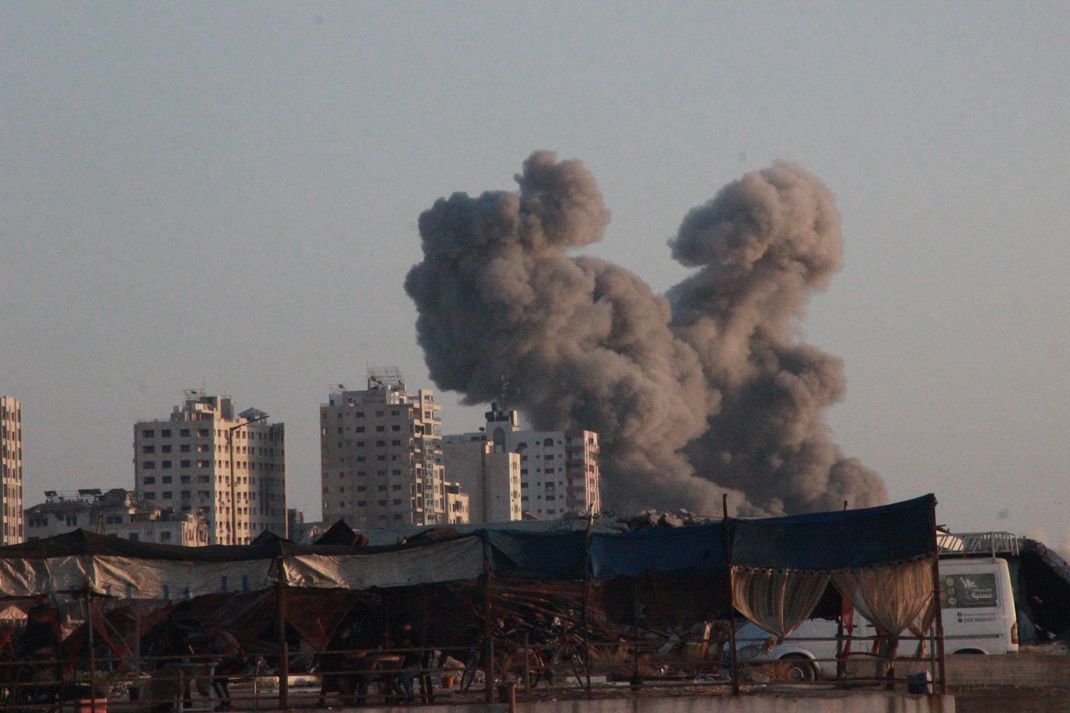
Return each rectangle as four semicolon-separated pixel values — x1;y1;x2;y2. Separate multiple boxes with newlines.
277;575;289;709
723;494;740;695
929;500;947;695
630;581;642;691
87;591;97;708
580;512;594;694
836;500;848;680
228;414;269;546
228;429;236;545
523;630;531;694
482;570;494;703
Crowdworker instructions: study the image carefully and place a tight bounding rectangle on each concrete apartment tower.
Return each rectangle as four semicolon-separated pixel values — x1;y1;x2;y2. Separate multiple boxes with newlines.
443;408;522;524
446;404;601;520
134;391;286;544
320;370;447;529
0;396;24;544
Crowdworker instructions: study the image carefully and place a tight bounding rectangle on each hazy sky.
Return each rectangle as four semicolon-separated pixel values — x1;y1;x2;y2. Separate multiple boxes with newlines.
2;2;1068;541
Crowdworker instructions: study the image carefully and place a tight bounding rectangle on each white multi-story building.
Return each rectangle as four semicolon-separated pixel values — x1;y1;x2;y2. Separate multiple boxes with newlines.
24;488;209;546
443;420;522;524
320;371;447;529
445;482;470;525
447;405;601;520
134;391;286;545
0;396;23;544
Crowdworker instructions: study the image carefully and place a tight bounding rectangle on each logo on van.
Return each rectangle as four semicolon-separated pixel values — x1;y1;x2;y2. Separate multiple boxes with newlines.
940;573;997;609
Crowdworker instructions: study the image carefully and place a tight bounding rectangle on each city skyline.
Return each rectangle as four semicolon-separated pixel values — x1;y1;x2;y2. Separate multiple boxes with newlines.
3;4;1069;543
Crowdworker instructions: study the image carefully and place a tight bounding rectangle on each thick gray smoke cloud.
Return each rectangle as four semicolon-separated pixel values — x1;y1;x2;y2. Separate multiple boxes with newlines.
405;152;885;516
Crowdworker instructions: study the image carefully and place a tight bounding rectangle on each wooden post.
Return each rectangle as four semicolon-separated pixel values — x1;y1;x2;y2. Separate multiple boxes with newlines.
722;494;740;695
929;500;947;695
523;629;531;694
277;572;289;708
580;511;594;694
86;590;97;707
482;562;494;703
629;580;641;690
836;500;848;679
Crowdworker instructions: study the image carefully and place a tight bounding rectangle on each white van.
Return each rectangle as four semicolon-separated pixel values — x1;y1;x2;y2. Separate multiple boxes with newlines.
732;617;841;681
730;557;1018;680
939;556;1018;654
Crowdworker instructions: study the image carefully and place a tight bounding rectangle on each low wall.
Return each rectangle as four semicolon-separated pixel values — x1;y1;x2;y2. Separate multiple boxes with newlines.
946;652;1070;688
320;691;954;713
842;651;1070;689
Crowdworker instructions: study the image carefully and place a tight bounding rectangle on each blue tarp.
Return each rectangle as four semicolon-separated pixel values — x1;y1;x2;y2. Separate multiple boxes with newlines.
730;494;936;570
483;530;588;579
589;525;725;578
480;494;936;580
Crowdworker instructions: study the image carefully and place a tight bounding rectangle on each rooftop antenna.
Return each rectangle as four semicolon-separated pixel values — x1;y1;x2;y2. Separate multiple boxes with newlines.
498;373;510;411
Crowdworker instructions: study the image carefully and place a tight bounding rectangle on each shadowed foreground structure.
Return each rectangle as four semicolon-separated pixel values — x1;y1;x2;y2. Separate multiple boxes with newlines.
0;496;954;710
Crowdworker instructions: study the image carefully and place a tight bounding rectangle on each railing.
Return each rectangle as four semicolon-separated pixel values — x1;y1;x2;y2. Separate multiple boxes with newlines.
0;623;954;712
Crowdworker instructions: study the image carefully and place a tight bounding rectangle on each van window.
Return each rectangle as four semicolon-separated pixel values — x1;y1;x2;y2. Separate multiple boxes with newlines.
941;573;998;608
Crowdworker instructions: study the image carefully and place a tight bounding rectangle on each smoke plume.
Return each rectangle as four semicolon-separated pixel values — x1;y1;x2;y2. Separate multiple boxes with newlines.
405;152;885;516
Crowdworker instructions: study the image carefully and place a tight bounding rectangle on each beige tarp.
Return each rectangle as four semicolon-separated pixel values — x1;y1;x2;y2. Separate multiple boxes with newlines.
282;537;484;589
0;537;484;599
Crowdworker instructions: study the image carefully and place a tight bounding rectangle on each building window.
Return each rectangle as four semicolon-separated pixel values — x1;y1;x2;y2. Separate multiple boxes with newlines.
143;476;156;484
142;429;155;438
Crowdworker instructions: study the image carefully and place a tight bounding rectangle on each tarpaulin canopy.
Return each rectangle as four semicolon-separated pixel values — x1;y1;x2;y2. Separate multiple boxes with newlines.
730;494;936;571
484;531;587;580
589;525;725;578
0;495;937;599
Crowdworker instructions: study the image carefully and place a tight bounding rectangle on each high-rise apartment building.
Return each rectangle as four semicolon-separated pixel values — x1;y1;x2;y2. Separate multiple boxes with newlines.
447;405;601;520
0;396;24;544
320;371;446;529
443;417;522;523
134;391;286;544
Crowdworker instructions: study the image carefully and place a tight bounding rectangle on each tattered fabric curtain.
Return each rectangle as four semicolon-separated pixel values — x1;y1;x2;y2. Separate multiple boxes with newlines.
731;567;830;641
831;558;934;638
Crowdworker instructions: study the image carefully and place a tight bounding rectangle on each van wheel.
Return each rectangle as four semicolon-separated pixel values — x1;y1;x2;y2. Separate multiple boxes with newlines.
780;654;817;682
